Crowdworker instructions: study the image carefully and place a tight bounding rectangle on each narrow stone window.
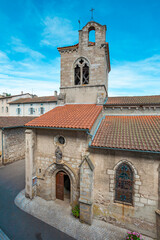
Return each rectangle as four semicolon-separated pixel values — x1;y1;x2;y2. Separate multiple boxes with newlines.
75;65;81;85
82;64;89;84
115;163;133;205
74;58;89;85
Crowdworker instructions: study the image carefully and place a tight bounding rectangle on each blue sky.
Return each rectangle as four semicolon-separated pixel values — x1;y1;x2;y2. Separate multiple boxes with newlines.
0;0;160;96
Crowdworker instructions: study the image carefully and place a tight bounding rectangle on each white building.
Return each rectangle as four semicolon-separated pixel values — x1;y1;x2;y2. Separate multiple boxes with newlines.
9;96;57;116
0;92;34;116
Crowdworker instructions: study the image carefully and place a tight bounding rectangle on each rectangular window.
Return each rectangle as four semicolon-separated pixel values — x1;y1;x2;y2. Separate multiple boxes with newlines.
40;107;44;114
30;107;34;115
6;107;8;113
17;108;21;115
2;107;4;113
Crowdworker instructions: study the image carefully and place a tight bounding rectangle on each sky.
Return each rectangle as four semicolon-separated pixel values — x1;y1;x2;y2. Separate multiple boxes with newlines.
0;0;160;97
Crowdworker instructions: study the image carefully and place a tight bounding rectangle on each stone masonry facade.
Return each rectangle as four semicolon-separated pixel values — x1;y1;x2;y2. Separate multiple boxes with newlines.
58;21;110;104
25;20;160;240
90;149;159;238
1;128;26;164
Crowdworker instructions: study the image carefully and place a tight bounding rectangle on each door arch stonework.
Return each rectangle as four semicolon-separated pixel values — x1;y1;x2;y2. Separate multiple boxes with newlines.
44;163;78;206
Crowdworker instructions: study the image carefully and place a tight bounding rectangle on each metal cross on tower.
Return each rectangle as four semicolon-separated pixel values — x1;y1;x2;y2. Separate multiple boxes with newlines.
90;8;95;21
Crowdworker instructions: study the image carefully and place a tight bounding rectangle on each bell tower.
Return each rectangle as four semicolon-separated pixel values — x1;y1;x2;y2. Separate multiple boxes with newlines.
58;21;111;104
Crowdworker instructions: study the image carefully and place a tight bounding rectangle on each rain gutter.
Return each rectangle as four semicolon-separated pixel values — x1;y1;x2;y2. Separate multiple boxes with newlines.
103;96;108;104
89;145;160;154
25;125;89;132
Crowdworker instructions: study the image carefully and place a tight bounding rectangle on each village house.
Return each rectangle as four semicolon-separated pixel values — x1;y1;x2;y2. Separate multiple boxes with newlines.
24;21;160;239
9;93;58;117
0;92;35;116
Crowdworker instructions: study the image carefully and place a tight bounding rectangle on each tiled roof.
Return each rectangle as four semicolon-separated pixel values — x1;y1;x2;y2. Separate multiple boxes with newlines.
91;116;160;153
0;93;34;100
25;104;102;130
9;96;57;104
104;95;160;106
0;117;36;128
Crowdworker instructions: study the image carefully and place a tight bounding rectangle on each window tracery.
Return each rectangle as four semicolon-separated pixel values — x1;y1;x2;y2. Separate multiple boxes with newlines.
74;58;89;85
115;163;133;205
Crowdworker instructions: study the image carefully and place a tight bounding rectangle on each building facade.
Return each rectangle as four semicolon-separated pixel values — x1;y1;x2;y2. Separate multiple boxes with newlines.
9;96;57;117
0;92;34;116
25;21;160;239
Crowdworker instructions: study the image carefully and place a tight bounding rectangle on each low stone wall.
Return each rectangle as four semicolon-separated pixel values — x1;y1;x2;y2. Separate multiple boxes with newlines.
3;128;25;164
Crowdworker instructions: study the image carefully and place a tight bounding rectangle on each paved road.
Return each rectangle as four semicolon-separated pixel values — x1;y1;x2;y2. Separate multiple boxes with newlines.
0;159;74;240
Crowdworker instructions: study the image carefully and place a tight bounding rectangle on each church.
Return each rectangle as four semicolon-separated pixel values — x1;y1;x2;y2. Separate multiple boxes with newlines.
24;20;160;239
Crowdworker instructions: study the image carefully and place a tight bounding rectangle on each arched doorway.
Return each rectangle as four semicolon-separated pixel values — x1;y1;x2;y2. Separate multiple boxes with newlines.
56;171;70;201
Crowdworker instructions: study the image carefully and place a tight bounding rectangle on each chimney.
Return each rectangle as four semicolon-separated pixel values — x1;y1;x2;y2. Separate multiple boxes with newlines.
21;91;23;95
54;91;57;97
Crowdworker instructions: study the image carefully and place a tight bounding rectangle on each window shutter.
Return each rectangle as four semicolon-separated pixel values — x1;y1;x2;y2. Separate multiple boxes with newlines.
38;108;40;115
43;108;45;114
28;108;30;115
16;108;18;115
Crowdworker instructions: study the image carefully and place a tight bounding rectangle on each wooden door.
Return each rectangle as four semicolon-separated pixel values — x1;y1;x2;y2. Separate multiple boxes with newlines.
56;172;64;200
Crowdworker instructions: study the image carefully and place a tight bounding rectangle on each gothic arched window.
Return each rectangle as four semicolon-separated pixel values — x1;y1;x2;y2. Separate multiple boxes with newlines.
115;163;133;205
74;58;89;85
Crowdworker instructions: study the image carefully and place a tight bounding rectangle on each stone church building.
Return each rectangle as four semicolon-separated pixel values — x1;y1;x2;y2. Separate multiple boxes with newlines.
25;21;160;239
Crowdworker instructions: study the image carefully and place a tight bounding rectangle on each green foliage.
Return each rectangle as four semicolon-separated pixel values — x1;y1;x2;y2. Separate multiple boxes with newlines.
6;93;11;96
126;231;144;240
72;205;80;218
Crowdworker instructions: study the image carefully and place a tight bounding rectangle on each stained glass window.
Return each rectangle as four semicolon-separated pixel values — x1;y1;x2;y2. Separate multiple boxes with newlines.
115;163;133;204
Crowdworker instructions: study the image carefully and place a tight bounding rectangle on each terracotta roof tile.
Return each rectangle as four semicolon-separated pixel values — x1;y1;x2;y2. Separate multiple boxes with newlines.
91;116;160;152
9;96;57;104
25;104;102;130
105;95;160;106
0;117;36;128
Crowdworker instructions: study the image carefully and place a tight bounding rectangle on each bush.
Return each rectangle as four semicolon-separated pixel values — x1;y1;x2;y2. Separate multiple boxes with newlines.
126;231;144;240
72;205;80;218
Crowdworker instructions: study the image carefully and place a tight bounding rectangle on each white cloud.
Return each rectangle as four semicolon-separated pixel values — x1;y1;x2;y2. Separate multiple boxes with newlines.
0;48;60;96
109;55;160;96
0;51;9;63
41;17;78;47
11;37;45;60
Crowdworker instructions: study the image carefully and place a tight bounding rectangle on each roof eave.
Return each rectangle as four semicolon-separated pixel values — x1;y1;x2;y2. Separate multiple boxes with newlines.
89;145;160;154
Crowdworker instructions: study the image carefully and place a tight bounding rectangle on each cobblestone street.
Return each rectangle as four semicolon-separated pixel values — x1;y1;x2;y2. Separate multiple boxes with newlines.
15;190;153;240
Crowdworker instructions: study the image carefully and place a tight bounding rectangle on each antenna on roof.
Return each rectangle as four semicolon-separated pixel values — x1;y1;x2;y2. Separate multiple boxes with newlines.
78;19;81;30
90;8;95;21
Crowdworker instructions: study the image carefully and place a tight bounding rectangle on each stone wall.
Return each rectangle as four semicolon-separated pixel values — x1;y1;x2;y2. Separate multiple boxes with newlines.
90;148;159;239
3;128;26;164
79;156;94;224
103;106;160;116
58;21;109;104
34;129;89;206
